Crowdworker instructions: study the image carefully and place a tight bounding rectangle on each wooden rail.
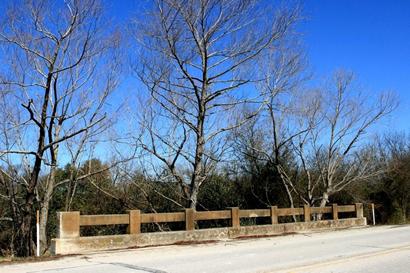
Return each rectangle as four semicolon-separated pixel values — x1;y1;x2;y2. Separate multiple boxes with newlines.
80;214;129;226
141;212;185;223
195;210;231;220
56;203;363;238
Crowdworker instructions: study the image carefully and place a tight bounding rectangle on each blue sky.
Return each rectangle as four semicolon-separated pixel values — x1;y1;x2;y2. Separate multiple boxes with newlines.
300;0;410;132
0;0;408;133
108;0;410;132
0;0;408;166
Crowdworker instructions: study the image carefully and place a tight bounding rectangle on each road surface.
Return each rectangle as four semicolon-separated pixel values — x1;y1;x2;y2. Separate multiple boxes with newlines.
2;225;410;273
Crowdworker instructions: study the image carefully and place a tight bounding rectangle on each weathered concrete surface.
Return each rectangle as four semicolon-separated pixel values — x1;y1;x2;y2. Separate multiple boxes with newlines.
57;212;80;239
52;217;366;255
3;225;410;273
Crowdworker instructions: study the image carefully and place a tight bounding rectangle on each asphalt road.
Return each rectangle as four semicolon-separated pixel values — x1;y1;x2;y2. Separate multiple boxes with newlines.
3;225;410;273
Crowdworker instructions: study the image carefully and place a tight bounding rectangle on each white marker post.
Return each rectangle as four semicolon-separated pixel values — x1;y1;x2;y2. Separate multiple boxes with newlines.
371;203;376;226
36;210;40;257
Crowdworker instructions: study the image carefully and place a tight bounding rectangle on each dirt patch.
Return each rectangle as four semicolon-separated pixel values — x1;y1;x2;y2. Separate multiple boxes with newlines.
0;254;78;265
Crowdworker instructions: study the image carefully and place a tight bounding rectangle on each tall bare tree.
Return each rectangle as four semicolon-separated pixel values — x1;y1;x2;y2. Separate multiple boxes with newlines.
231;36;314;215
295;72;396;207
233;69;396;211
132;0;300;208
0;0;119;256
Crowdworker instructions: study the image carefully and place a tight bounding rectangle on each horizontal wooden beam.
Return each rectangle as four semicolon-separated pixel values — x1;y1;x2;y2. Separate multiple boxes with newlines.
311;207;332;214
239;209;270;218
80;214;129;226
141;212;185;223
338;205;356;213
195;210;231;221
277;208;304;216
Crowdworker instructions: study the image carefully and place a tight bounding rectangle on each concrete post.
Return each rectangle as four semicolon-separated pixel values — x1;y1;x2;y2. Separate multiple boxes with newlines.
271;206;278;224
185;208;195;231
128;210;141;234
332;203;338;220
304;205;311;222
230;207;240;228
57;211;80;239
355;203;364;218
370;203;376;225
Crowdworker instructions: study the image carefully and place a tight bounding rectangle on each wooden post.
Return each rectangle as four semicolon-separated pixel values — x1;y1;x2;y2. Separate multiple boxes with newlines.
185;208;195;231
230;207;240;228
332;203;338;220
271;206;278;224
304;205;311;222
355;203;364;218
57;211;80;238
128;210;141;234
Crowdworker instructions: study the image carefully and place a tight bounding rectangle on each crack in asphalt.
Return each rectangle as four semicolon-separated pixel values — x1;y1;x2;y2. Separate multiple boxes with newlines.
351;244;392;250
109;262;168;273
27;260;168;273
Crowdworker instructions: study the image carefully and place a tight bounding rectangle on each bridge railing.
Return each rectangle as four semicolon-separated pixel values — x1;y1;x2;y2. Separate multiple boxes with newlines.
56;203;363;239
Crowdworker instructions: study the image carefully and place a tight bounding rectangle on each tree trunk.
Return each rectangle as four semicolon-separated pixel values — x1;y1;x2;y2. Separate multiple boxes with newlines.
320;191;329;207
189;141;204;209
39;165;57;253
317;191;330;220
16;71;53;256
17;152;44;256
189;97;206;209
189;184;199;209
283;181;297;222
275;166;297;222
64;165;77;211
17;183;37;256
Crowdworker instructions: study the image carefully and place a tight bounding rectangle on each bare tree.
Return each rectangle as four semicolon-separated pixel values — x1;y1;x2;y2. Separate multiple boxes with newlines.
231;37;314;217
132;0;300;208
0;0;119;256
233;69;396;213
288;71;397;207
255;40;312;210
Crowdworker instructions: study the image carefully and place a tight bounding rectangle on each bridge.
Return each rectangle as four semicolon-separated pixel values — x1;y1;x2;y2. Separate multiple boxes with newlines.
52;203;366;254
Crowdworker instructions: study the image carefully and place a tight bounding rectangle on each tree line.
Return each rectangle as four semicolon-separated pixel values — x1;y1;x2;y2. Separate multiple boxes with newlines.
0;0;407;257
